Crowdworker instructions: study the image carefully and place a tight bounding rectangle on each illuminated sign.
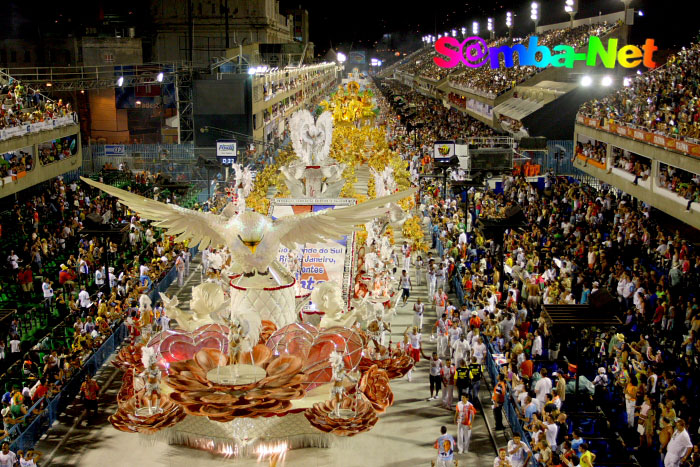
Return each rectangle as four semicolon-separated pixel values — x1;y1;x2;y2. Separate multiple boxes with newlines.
434;36;658;70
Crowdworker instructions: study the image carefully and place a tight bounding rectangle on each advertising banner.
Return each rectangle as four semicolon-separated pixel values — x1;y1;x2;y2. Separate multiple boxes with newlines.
105;145;126;156
0;115;76;142
269;198;356;306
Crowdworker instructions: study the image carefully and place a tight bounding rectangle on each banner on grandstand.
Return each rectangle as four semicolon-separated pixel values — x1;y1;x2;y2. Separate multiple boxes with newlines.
269;198;356;307
0;115;77;142
577;115;700;159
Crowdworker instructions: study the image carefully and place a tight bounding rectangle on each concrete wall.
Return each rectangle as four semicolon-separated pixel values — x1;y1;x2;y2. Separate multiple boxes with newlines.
81;37;143;66
0;126;82;199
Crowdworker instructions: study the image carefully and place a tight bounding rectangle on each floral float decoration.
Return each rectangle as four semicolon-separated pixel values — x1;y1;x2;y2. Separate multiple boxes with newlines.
165;346;306;421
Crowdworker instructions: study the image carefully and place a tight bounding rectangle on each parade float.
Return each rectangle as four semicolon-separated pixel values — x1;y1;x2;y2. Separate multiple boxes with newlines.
84;91;419;460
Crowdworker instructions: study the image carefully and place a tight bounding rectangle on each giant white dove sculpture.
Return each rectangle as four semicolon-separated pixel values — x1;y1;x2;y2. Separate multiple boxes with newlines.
80;177;415;276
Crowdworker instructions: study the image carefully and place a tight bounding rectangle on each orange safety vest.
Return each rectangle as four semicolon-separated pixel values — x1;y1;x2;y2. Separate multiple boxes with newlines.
492;381;506;404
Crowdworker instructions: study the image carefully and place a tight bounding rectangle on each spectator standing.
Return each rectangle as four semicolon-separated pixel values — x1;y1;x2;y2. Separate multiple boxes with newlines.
80;374;99;419
9;337;20;354
492;373;507;430
0;442;17;467
42;278;53;311
664;419;693;467
508;434;532;467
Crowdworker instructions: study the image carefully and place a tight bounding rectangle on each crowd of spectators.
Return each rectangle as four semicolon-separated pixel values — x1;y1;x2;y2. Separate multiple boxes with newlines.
37;136;78;166
612;148;651;184
421;166;700;466
0;80;73;133
579;42;700;143
0;151;34;180
380;81;497;177
447;24;616;98
658;163;700;211
0;170;195;446
575;140;607;165
377;73;700;466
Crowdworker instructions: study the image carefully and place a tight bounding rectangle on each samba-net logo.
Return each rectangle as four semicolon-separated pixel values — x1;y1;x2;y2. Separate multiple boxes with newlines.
433;36;657;70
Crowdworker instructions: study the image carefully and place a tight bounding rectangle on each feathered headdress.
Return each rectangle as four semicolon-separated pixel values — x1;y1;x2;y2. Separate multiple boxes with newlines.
141;346;158;368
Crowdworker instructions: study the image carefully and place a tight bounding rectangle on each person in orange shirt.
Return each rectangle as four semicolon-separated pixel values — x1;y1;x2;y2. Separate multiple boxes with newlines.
624;378;638;428
520;357;534;380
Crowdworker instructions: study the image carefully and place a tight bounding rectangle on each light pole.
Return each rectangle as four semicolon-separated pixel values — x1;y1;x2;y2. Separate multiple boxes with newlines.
487;18;494;40
620;0;633;44
564;0;578;28
506;12;513;40
531;2;540;32
472;21;479;37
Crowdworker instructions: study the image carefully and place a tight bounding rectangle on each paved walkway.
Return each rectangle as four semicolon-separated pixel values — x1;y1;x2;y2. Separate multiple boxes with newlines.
33;175;498;467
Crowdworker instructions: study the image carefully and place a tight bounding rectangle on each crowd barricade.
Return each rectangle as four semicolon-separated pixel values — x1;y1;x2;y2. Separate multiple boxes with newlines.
6;244;200;452
9;324;127;452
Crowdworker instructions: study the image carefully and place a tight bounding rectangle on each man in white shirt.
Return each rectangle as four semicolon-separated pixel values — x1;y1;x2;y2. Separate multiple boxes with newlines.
95;267;105;287
183;249;191;275
78;287;91;312
452;336;470;373
428;352;443;400
139;264;151;288
454;394;477;453
0;442;17;466
508;434;532;467
108;267;117;288
413;298;425;331
472;337;487;365
175;254;185;287
458;230;467;246
9;339;21;354
534;368;552;404
532;330;543;358
6;251;19;270
544;414;558;450
42;278;54;311
664;419;693;467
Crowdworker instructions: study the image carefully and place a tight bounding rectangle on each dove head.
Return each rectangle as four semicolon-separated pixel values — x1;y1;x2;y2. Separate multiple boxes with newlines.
234;210;268;254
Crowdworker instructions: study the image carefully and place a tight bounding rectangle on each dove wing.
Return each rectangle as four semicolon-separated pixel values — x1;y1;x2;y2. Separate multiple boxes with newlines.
273;188;416;248
315;111;333;162
81;177;229;249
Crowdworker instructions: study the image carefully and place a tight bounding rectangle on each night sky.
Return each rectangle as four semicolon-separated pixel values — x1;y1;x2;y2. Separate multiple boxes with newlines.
2;1;697;61
282;0;698;57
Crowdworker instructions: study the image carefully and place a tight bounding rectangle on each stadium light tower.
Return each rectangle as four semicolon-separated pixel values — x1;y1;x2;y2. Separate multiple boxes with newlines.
506;11;513;39
531;2;540;31
472;21;479;36
620;0;633;44
564;0;578;28
487;18;494;40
